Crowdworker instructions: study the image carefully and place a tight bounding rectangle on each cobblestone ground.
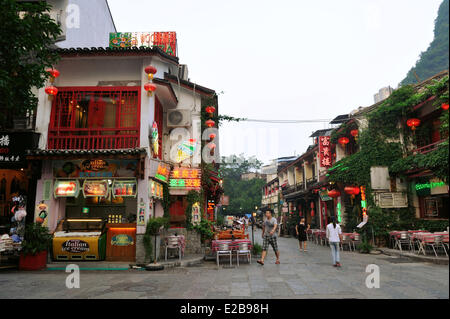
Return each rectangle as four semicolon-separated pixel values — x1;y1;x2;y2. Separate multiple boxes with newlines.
0;229;448;299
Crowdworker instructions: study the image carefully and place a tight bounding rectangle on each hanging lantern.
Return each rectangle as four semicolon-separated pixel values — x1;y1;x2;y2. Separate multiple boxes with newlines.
344;186;360;196
144;65;157;80
205;119;215;128
45;68;60;83
406;118;421;130
144;83;157;96
350;129;359;138
208;143;216;149
442;103;449;111
338;137;349;146
209;133;216;140
205;106;216;115
327;189;341;198
45;86;58;96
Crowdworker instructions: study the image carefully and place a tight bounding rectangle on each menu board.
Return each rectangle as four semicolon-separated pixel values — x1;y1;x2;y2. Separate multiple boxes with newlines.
54;180;80;197
82;180;109;198
112;180;137;197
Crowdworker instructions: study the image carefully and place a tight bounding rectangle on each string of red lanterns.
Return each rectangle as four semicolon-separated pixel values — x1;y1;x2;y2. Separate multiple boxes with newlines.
144;65;157;96
44;68;60;98
205;119;215;128
205;106;216;117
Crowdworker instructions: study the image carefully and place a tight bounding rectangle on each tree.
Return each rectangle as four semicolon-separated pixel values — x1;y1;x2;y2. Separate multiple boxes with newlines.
0;0;61;128
219;154;264;215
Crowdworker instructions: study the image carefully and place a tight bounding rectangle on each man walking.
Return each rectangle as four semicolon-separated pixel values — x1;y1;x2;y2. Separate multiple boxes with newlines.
257;209;280;265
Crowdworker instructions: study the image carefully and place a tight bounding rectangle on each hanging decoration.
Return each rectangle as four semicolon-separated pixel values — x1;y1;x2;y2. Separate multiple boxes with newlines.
350;129;359;141
360;186;367;218
327;189;341;198
209;133;216;140
205;119;215;128
406;118;421;130
144;65;157;80
205;106;216;117
338;137;349;146
151;121;159;157
441;103;449;111
45;68;60;83
45;86;58;97
144;83;157;96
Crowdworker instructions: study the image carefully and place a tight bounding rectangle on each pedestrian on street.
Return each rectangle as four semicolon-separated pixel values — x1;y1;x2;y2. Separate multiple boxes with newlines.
257;209;280;265
326;216;342;267
296;217;309;252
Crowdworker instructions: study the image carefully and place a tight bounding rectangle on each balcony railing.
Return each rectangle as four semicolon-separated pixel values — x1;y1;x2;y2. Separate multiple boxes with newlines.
411;140;445;155
47;127;139;150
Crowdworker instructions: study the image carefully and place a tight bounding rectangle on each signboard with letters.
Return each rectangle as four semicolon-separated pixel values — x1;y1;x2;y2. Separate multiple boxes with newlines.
0;131;39;168
109;32;177;57
319;136;332;167
169;168;201;190
53;159;138;178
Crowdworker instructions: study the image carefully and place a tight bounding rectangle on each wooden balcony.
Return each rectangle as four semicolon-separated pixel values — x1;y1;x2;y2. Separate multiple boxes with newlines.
411;140;445;155
47;128;139;150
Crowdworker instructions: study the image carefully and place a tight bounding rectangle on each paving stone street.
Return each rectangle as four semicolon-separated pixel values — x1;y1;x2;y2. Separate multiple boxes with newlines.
0;229;448;299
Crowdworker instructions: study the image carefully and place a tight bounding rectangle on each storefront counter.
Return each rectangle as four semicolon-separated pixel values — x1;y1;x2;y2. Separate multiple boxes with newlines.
106;223;136;261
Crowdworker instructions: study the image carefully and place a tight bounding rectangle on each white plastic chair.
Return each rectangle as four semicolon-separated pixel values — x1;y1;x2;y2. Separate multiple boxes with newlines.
235;242;251;266
165;236;182;261
216;242;232;267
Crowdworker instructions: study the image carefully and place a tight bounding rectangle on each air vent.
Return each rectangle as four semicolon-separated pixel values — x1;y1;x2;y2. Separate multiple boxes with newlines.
376;192;408;208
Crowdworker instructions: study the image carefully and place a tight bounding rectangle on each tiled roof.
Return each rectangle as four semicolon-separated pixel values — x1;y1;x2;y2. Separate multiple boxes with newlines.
55;46;179;63
26;148;147;157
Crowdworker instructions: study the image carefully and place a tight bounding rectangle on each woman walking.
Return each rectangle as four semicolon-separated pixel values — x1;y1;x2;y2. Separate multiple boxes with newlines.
326;216;342;267
295;218;309;252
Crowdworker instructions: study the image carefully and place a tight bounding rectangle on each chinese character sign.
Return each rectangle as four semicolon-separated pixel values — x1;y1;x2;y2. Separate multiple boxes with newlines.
169;168;201;190
319;136;332;167
109;32;177;57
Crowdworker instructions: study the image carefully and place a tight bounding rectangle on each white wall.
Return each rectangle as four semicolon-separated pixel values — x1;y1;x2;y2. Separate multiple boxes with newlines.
56;0;116;48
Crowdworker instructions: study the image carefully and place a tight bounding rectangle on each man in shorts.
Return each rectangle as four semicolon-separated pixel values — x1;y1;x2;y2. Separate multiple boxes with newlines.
257;209;280;265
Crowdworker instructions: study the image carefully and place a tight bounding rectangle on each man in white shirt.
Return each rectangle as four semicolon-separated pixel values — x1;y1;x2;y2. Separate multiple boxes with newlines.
326;216;342;267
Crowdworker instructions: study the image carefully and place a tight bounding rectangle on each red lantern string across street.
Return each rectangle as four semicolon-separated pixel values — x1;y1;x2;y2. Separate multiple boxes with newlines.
442;103;449;111
338;137;349;146
45;86;58;96
144;65;157;80
144;83;157;96
327;189;341;198
205;119;215;128
406;118;421;131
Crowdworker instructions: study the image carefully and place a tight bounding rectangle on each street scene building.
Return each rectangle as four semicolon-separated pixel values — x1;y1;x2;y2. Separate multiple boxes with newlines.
0;0;448;304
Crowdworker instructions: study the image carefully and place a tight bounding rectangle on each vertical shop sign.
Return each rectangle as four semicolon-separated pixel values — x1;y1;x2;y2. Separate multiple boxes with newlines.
319;136;332;167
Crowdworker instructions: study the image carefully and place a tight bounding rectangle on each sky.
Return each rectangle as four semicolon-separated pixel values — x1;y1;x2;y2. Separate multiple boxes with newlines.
108;0;443;165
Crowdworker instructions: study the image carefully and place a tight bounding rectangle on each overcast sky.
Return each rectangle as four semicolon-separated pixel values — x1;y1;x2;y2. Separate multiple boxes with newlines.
108;0;443;165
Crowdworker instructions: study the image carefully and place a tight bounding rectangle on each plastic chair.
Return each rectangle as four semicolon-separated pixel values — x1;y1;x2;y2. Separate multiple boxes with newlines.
395;232;410;252
426;235;448;257
235;242;251;266
340;234;353;251
216;242;232;267
351;233;361;251
165;236;182;261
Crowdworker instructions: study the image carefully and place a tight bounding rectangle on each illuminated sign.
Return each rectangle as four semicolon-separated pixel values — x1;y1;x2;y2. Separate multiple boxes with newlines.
151;121;159;158
319;136;332;167
149;180;164;199
176;139;197;163
360;186;367;217
336;201;342;223
111;234;134;246
82;180;109;198
109;32;177;56
54;180;80;197
415;181;445;191
207;200;215;221
155;164;170;182
169;168;201;190
112;180;137;197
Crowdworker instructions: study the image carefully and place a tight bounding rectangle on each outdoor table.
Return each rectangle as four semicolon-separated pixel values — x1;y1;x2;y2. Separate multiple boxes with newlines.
211;239;252;252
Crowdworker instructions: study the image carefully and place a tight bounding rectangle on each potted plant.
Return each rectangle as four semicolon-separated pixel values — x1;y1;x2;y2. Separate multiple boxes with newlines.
143;217;168;270
19;223;52;270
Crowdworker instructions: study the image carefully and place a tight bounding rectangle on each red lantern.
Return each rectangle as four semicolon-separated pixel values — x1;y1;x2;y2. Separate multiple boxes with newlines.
144;65;157;80
44;86;58;96
350;129;358;138
205;119;215;128
144;83;157;96
344;186;360;195
209;133;216;140
328;189;341;198
45;68;60;82
205;106;216;114
442;103;449;111
406;118;421;130
208;143;216;149
338;137;349;146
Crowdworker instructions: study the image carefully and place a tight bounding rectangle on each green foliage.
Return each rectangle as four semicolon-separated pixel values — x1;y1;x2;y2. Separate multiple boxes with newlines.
0;0;61;128
401;0;449;86
162;182;171;219
192;218;215;242
143;217;169;260
252;242;262;256
357;240;373;254
21;223;52;255
220;154;264;214
330;121;358;144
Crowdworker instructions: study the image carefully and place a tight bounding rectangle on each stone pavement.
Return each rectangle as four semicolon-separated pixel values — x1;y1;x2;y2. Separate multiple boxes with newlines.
0;229;448;299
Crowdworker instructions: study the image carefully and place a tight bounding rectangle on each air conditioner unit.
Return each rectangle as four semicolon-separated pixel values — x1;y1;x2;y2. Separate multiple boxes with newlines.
167;109;191;127
375;192;408;208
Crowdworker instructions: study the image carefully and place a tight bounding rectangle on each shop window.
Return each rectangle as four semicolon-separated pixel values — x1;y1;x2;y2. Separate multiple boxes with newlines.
421;196;449;219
